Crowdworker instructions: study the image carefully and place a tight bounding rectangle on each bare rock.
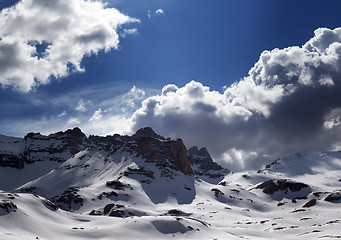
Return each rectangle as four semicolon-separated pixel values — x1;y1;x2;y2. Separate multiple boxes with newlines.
170;139;193;175
188;146;228;178
302;199;317;208
324;191;341;203
256;179;309;195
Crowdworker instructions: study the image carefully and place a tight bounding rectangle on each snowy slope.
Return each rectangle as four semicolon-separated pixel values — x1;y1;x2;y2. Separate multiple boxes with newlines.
1;129;341;239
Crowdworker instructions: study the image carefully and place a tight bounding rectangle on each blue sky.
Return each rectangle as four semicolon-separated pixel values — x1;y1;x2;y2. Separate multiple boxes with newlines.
2;0;341;170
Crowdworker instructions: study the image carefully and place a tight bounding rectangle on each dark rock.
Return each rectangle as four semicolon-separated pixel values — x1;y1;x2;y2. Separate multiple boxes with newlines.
188;146;228;178
124;167;155;179
133;127;165;140
89;210;102;216
219;181;227;186
106;180;131;190
324;191;341;202
0;154;25;169
0;200;17;214
44;199;58;211
256;179;309;195
51;187;83;210
302;199;317;208
166;209;190;216
104;204;116;215
109;210;125;217
211;188;224;197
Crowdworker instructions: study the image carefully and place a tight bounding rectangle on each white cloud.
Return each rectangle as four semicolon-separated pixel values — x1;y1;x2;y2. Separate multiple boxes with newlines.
76;99;87;112
89;108;103;122
122;86;145;109
58;111;66;118
121;28;138;38
0;0;138;92
148;8;165;18
131;27;341;171
67;118;80;125
155;9;165;15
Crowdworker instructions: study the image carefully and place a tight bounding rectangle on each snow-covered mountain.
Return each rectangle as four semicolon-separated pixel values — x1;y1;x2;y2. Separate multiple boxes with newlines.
0;128;341;239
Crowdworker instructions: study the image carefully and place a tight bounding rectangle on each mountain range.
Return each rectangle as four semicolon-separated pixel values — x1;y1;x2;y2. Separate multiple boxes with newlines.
0;127;340;239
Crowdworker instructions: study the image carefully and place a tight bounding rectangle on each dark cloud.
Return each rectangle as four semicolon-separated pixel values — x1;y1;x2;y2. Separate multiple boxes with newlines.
132;27;341;171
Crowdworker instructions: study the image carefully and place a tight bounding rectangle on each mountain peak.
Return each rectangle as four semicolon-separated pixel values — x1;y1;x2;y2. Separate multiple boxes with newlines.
133;127;166;140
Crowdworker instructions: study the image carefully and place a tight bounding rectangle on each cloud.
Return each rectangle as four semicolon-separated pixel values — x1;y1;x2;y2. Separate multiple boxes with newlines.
131;27;341;171
148;8;165;18
89;108;103;122
0;84;149;137
67;117;80;125
0;0;138;92
75;99;88;112
121;28;138;38
58;111;66;118
155;9;165;15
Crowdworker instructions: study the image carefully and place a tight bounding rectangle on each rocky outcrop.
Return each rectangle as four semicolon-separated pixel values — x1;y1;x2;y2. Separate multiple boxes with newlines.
256;179;310;195
255;179;311;201
0;154;24;169
24;127;90;163
188;146;228;178
134;128;193;175
324;191;341;203
0;127;196;175
170;139;193;175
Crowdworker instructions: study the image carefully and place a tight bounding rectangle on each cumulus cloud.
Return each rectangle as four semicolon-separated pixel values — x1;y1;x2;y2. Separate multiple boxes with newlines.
132;27;341;171
0;0;138;92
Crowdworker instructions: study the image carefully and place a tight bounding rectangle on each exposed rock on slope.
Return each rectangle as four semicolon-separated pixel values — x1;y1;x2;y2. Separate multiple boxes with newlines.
255;179;311;200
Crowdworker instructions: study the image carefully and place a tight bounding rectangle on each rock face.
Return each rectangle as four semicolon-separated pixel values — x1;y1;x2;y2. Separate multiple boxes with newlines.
0;128;90;169
256;179;310;195
0;154;25;169
133;128;193;175
255;179;311;200
1;127;195;175
188;146;228;178
170;139;193;175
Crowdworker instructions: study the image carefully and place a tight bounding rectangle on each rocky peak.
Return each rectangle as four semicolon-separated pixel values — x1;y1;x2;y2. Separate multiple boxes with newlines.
23;127;90;164
188;146;210;158
61;127;89;155
134;134;193;176
188;146;228;178
133;127;166;140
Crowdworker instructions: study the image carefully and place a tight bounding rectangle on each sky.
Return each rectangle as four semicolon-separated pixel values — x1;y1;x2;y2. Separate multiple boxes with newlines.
2;0;341;171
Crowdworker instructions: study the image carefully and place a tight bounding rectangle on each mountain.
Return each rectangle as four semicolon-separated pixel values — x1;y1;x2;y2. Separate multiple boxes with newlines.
0;128;341;239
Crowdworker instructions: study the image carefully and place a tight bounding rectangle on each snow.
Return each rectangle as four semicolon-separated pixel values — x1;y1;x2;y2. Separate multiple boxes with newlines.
1;143;341;239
